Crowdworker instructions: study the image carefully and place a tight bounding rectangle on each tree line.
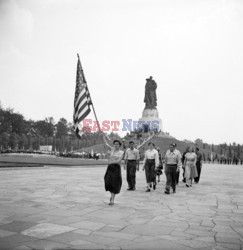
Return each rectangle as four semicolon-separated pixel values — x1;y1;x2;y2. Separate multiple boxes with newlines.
0;102;242;159
0;103;117;152
193;138;242;163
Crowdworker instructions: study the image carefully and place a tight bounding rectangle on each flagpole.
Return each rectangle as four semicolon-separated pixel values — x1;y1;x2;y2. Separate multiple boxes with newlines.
77;53;102;133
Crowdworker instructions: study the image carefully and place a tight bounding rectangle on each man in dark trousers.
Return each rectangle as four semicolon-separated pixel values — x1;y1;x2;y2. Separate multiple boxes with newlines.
124;141;140;190
194;147;202;183
164;143;181;194
173;143;181;185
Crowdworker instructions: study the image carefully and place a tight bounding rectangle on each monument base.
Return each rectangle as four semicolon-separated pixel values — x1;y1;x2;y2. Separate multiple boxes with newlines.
139;109;163;132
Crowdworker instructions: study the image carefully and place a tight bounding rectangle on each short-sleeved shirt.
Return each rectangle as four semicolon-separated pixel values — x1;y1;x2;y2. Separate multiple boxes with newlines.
165;149;181;166
143;149;159;167
109;149;124;164
124;148;140;160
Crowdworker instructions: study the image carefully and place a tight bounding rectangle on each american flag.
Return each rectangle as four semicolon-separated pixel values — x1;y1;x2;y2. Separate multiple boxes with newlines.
73;56;92;137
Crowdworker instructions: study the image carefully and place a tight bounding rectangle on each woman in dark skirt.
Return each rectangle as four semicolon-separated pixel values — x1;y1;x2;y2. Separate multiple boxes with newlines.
103;135;124;205
142;142;159;192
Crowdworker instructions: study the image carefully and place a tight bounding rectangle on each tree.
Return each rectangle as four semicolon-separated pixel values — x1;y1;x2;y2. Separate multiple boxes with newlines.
207;153;211;162
1;132;10;149
9;132;19;150
237;144;241;158
0;107;27;135
18;133;28;150
220;144;223;155
228;144;232;159
35;118;55;137
0;108;12;134
194;138;203;147
45;117;55;136
56;118;68;139
10;113;26;135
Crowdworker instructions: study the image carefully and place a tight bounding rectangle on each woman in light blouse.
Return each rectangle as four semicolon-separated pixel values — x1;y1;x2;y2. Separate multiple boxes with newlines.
103;135;124;205
142;142;159;192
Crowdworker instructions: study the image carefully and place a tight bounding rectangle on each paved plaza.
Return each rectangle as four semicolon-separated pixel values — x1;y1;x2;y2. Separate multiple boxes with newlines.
0;163;242;250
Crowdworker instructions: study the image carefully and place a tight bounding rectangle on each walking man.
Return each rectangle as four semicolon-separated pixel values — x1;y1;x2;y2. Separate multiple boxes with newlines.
124;141;140;190
164;143;181;194
181;146;189;183
172;143;181;185
194;147;202;183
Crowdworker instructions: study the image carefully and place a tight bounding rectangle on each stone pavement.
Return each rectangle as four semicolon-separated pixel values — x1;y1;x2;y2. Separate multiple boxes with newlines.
0;164;242;250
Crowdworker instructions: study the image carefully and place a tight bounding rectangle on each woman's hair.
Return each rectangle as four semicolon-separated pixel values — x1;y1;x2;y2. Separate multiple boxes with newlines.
148;142;155;147
113;140;122;146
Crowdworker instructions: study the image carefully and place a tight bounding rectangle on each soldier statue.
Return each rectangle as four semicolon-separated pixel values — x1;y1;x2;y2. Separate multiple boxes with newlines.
144;76;157;109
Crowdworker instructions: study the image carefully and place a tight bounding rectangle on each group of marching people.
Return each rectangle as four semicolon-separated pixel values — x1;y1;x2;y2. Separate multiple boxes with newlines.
103;134;202;205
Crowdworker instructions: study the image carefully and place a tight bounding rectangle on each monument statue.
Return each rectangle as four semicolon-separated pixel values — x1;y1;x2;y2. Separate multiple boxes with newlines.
139;76;163;132
144;76;157;109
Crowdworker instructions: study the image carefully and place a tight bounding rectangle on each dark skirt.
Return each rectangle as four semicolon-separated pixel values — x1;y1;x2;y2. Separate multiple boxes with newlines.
145;159;156;183
104;164;122;194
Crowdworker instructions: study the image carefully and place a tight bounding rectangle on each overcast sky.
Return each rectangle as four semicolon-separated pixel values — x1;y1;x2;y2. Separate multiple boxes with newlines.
0;0;243;145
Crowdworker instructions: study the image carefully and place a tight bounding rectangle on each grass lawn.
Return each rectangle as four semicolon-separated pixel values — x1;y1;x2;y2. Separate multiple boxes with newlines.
0;154;108;167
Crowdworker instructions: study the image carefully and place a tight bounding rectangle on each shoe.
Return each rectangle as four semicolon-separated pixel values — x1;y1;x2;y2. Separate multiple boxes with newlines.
164;190;170;194
145;188;151;192
127;188;132;191
186;184;190;187
132;187;136;191
173;190;176;193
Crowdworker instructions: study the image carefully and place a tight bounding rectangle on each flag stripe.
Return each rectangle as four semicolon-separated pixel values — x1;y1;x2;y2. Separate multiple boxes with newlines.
77;107;91;124
74;96;89;118
73;56;92;138
74;103;90;123
74;88;86;107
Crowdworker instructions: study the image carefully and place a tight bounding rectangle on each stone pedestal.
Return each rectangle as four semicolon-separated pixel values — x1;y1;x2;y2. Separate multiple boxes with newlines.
139;109;163;132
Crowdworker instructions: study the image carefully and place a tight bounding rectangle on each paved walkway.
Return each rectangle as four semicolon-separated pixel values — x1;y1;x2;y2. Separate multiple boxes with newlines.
0;164;242;250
